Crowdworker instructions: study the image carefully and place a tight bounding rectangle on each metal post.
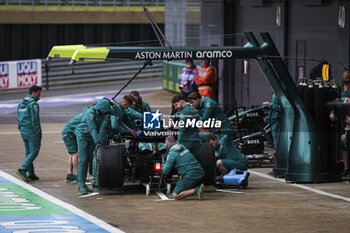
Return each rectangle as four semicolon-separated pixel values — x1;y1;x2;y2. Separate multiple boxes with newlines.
113;0;116;11
45;0;48;11
99;0;102;11
85;0;88;11
19;0;22;10
6;0;8;10
72;0;75;11
32;0;34;10
58;0;61;11
45;62;50;90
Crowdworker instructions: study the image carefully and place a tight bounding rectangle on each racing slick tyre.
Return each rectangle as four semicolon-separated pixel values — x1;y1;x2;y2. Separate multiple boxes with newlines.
195;143;216;186
96;144;125;188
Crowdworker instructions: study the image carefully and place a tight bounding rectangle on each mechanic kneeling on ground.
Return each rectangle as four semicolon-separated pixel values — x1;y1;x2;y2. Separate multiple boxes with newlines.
171;94;202;156
206;134;247;175
162;136;205;200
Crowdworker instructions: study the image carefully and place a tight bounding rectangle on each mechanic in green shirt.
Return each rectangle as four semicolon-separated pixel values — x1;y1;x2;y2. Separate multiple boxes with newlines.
207;134;247;174
74;98;111;195
162;136;205;200
61;106;89;183
16;85;42;182
188;91;234;137
110;96;142;134
130;90;151;114
171;94;201;156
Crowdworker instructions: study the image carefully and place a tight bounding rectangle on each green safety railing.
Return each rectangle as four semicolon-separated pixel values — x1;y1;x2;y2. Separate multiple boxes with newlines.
162;61;183;93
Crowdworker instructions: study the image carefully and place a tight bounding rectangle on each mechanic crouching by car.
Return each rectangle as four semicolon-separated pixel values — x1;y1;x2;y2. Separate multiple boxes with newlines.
171;94;202;156
162;136;205;200
206;134;247;175
74;98;112;195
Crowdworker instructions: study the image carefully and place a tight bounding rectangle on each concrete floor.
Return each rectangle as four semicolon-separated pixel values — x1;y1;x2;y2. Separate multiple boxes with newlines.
2;89;350;233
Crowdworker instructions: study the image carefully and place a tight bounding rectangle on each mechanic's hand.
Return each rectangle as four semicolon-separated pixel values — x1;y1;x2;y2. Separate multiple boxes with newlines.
95;142;101;151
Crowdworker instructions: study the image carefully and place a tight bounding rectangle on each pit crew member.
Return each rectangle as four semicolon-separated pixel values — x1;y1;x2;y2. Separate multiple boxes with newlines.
171;94;201;156
162;136;205;200
206;134;247;175
74;98;111;195
61;107;89;183
16;85;42;182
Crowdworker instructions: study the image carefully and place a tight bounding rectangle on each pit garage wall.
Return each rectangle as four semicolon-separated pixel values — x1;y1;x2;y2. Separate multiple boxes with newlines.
201;0;350;110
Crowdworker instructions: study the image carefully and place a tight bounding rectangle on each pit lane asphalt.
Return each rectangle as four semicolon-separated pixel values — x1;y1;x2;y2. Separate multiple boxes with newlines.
1;80;350;232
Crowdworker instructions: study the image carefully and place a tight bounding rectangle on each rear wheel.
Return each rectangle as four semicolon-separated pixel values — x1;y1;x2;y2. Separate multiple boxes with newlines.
96;144;125;188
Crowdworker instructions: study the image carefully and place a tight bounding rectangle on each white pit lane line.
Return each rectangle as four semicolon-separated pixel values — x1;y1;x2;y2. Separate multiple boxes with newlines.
78;192;100;198
250;170;350;203
0;170;124;233
154;192;174;201
216;189;244;194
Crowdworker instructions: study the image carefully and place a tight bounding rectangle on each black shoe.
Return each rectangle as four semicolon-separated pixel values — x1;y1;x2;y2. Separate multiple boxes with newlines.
215;175;224;184
16;169;29;182
28;174;39;181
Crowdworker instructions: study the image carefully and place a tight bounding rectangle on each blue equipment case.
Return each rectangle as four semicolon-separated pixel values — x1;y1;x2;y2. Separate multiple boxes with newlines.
222;169;250;189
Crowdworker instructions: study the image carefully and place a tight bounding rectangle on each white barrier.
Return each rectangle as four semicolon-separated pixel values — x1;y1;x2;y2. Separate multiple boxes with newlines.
0;59;42;89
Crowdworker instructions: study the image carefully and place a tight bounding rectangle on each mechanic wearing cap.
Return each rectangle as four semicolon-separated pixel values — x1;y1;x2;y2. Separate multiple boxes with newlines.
16;85;42;182
171;94;201;156
188;91;234;137
206;134;247;175
162;136;205;200
130;90;151;114
178;59;198;99
61;106;89;183
194;60;216;99
74;98;111;195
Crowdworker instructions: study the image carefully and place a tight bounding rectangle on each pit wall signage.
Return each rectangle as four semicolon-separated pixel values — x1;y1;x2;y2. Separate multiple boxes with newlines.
135;50;233;60
0;59;42;89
